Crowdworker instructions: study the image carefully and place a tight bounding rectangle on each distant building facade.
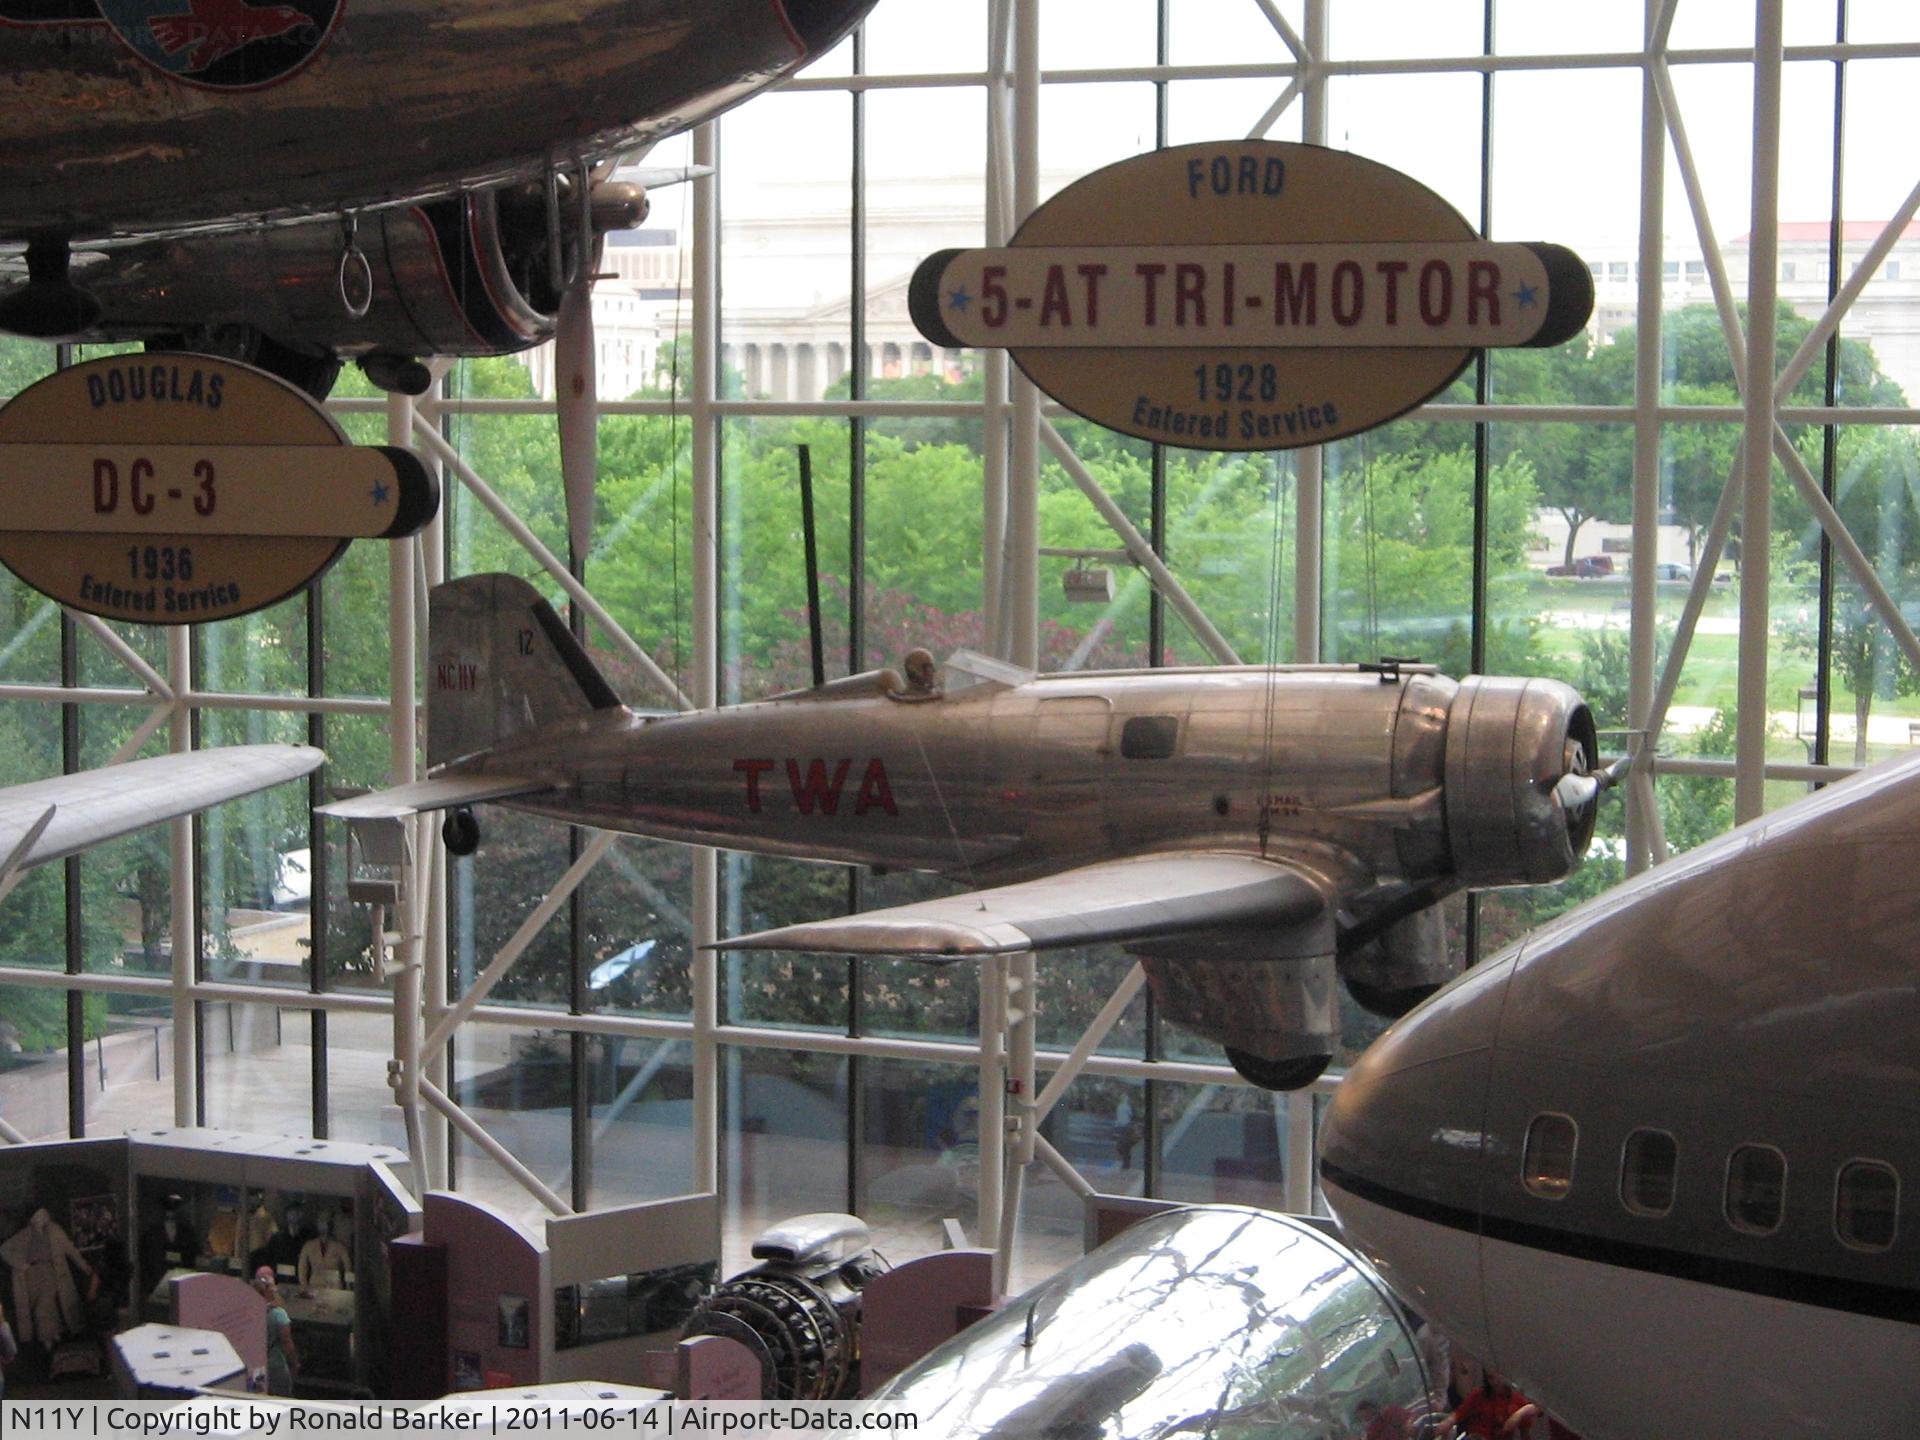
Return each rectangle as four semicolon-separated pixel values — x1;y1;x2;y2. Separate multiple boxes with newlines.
1726;220;1920;401
519;174;992;402
521;189;1920;411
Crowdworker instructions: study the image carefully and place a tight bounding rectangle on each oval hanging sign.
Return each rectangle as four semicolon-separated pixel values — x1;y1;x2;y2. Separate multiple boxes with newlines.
0;353;436;623
909;140;1594;451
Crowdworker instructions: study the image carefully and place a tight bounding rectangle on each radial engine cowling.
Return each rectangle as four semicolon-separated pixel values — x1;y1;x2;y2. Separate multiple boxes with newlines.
1443;674;1599;888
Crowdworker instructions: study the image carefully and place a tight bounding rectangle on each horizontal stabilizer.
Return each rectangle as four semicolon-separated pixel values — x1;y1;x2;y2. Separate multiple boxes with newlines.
712;852;1326;958
0;744;323;881
318;773;550;821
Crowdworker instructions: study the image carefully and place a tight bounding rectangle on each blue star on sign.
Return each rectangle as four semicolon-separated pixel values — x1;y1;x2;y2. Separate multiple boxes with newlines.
371;479;391;506
1511;281;1539;309
948;286;973;314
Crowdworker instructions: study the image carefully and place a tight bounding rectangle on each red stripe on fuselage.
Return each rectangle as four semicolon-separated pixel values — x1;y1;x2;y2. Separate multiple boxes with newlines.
410;204;498;352
464;194;542;344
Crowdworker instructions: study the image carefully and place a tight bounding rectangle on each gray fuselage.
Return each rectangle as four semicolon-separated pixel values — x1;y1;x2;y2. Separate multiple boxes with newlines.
1319;749;1920;1440
474;665;1461;895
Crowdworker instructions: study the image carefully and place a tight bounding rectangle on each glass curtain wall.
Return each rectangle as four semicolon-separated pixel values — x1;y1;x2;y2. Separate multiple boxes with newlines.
2;3;1919;1286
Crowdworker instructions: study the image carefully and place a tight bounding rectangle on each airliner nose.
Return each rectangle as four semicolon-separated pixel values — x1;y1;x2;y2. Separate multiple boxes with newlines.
1319;952;1518;1362
779;0;877;53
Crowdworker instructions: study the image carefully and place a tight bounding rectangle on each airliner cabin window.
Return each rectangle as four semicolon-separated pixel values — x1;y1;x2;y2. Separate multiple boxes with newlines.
1522;1114;1577;1199
1620;1128;1678;1216
1835;1161;1900;1252
1120;715;1180;760
1725;1145;1788;1234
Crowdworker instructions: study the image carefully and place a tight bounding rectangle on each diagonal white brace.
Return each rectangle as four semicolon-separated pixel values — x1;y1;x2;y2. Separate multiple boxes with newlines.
1031;963;1147;1130
1247;78;1305;141
1775;176;1920;404
421;828;619;1056
73;610;174;700
411;417;694;712
1252;0;1309;63
1040;419;1243;664
1773;423;1920;677
420;1076;572;1216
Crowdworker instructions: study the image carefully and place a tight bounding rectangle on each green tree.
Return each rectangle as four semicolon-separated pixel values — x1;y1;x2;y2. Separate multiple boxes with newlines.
1639;304;1902;557
1778;427;1920;762
1660;706;1737;856
0;337;53;397
1322;448;1545;674
1491;335;1636;567
637;336;745;401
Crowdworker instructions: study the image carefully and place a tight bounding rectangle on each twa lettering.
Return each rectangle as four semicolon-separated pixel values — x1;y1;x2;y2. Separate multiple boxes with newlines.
733;757;898;816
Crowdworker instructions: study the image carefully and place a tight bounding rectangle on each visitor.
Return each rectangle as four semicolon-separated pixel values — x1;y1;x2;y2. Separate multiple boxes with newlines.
1353;1397;1415;1440
1440;1369;1538;1440
253;1267;298;1396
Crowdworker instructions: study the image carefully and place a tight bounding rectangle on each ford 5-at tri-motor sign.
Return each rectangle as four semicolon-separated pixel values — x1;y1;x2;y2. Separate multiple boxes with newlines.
909;141;1593;450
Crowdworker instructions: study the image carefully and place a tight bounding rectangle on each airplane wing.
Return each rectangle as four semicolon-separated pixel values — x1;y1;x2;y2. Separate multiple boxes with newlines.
0;743;324;897
316;772;552;821
712;853;1327;958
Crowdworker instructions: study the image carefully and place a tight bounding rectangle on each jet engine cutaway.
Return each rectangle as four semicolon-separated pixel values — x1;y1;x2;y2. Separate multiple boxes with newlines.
682;1213;888;1401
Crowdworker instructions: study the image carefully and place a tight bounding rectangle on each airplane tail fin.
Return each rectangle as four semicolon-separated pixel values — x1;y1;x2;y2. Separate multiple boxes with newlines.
427;573;622;768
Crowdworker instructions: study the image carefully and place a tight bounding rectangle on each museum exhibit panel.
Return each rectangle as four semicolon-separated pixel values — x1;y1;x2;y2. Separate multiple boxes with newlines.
0;1;1917;1433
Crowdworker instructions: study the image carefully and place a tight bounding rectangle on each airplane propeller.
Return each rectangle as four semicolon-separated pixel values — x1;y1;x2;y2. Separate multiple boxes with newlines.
555;253;599;574
551;161;706;576
552;165;619;576
1552;748;1633;815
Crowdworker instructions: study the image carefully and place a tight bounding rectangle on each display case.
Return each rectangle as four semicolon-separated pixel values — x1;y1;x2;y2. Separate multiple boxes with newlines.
126;1129;418;1397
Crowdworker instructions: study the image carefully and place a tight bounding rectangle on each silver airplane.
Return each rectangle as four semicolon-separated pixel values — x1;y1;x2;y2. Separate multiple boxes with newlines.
0;0;874;387
323;573;1616;1089
1318;749;1920;1439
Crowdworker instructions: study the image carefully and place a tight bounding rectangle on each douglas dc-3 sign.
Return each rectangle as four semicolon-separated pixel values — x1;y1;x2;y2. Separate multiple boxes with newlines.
0;354;435;623
910;141;1593;450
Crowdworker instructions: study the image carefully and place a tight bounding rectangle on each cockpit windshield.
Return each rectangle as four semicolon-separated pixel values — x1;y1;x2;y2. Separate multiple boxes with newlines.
939;649;1034;693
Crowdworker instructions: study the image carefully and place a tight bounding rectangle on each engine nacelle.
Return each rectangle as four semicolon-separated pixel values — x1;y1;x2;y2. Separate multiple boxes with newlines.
1442;674;1598;888
37;179;646;387
1135;953;1340;1091
1341;906;1454;1020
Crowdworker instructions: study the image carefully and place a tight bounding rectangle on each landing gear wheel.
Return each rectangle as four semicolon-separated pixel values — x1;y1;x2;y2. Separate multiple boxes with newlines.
144;332;342;401
0;237;101;339
245;334;344;400
1225;1047;1333;1092
442;807;480;857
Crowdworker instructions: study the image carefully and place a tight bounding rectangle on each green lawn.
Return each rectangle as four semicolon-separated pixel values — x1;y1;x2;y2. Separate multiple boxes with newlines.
1520;574;1920;722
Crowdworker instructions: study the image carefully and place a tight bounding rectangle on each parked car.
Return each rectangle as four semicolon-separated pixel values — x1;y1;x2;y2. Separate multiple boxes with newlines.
1650;562;1733;587
1545;555;1615;578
